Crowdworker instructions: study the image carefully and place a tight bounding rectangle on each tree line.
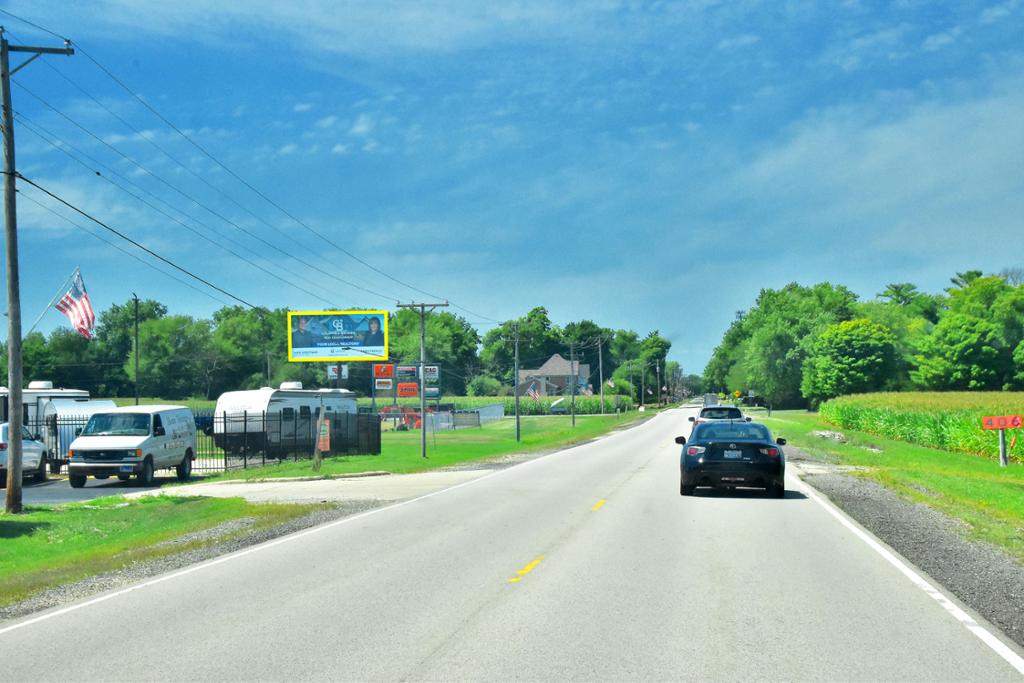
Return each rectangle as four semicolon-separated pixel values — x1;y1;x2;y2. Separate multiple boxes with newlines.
3;302;683;402
704;269;1024;408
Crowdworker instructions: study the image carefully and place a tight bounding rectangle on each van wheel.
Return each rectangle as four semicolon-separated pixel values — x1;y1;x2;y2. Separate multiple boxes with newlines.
69;474;87;488
176;450;193;481
33;457;48;483
137;458;155;487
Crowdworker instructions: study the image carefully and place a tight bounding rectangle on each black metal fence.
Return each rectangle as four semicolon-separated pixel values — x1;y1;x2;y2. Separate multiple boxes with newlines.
33;411;381;474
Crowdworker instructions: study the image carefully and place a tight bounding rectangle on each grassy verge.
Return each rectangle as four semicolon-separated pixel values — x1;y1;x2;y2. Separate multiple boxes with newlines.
759;410;1024;562
196;413;650;482
0;496;326;608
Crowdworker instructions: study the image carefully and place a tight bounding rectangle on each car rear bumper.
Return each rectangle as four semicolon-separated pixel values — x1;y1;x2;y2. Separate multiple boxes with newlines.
681;460;784;489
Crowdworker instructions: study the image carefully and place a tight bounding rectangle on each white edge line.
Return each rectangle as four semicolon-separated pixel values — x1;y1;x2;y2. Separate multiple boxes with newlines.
0;411;661;637
791;473;1024;675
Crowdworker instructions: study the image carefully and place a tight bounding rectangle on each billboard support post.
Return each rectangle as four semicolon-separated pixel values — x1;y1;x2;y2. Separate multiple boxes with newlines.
396;301;448;458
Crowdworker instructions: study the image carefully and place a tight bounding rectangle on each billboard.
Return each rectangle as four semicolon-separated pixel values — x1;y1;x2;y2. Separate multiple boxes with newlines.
288;310;388;362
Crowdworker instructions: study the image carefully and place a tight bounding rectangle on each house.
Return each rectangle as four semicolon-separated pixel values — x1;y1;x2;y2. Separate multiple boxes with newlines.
517;353;590;397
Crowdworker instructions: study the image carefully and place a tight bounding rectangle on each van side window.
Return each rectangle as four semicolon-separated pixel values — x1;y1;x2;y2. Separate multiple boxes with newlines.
153;415;163;433
282;408;295;422
299;406;311;420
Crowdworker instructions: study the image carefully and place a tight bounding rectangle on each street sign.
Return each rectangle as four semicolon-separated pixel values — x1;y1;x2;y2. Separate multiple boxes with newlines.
982;415;1023;430
373;364;394;379
395;365;418;379
375;379;394;391
397;382;419;397
423;365;440;384
424;387;441;399
326;364;348;380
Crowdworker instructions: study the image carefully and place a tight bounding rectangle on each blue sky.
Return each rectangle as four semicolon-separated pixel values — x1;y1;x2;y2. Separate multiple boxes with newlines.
3;1;1023;373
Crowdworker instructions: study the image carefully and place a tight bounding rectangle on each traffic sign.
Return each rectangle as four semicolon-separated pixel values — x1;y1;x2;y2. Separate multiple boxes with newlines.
982;415;1022;430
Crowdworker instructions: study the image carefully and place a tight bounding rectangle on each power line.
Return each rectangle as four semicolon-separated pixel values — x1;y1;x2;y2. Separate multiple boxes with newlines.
0;9;66;41
11;81;401;303
14;172;258;308
15;111;337;306
18;190;231;306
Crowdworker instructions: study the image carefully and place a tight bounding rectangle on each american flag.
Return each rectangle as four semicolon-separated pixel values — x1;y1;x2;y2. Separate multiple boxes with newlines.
527;382;540;400
55;270;96;339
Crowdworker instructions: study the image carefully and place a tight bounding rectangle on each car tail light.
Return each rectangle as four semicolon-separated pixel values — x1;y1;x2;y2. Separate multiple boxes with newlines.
759;447;779;457
686;446;705;456
0;442;6;451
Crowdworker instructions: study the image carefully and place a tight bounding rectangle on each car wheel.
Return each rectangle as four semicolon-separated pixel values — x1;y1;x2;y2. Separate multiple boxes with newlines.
176;450;193;481
680;482;695;496
137;458;155;487
117;474;131;482
69;473;87;488
771;482;785;498
33;456;47;483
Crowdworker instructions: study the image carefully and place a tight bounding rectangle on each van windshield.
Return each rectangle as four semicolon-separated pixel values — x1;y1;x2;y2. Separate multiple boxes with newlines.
82;413;150;437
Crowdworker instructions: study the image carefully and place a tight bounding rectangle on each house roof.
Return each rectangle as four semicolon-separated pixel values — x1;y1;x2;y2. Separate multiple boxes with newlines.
522;353;590;378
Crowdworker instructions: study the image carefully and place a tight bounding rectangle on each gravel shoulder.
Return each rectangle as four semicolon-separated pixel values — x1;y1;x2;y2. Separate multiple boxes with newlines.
788;445;1024;649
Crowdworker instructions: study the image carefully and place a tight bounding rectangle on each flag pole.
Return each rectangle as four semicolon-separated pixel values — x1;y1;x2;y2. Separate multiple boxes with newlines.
24;266;78;337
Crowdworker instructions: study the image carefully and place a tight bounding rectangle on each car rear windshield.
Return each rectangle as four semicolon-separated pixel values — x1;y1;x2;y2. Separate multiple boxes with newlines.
694;423;770;441
700;407;743;419
81;413;151;437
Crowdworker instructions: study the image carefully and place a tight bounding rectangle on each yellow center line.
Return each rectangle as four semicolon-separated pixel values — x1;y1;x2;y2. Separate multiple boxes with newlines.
508;555;545;583
591;499;607;511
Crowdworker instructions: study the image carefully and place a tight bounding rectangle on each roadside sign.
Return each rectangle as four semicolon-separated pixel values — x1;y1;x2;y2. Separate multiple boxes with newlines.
982;415;1022;430
397;382;419;397
318;419;330;452
423;365;440;384
424;387;441;399
375;379;394;391
326;364;348;380
373;364;394;379
395;365;418;379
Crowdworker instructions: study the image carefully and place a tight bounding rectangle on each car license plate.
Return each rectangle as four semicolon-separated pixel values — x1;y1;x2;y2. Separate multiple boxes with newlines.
724;450;742;459
119;464;134;473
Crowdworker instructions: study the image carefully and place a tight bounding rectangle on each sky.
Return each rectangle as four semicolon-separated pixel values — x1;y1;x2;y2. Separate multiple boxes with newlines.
2;0;1023;374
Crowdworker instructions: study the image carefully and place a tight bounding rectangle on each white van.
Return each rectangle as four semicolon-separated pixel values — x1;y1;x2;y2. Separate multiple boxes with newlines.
67;405;197;488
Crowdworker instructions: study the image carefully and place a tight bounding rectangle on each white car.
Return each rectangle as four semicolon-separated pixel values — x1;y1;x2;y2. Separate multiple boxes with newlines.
0;422;48;484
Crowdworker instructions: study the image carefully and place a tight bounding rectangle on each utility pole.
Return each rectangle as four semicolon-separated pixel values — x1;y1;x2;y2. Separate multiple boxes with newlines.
133;293;140;405
641;361;645;409
597;337;605;415
3;29;74;514
656;359;661;407
569;341;576;427
396;301;448;458
266;351;271;383
513;323;521;442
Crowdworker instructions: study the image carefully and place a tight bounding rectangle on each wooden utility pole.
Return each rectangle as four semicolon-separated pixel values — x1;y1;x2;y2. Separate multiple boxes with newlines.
513;323;520;442
569;341;576;427
2;29;74;513
597;337;605;415
133;293;140;405
396;301;447;458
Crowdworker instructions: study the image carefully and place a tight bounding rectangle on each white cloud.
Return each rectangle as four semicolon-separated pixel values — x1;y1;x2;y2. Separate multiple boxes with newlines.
362;140;379;152
717;34;759;50
331;143;348;155
350;113;374;136
922;26;963;52
278;143;298;155
822;25;909;71
293;103;313;112
980;0;1019;24
315;115;338;129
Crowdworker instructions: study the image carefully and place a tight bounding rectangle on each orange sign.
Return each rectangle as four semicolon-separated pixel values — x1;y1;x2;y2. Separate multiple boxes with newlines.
397;382;419;397
374;364;395;378
318;419;330;452
982;415;1023;430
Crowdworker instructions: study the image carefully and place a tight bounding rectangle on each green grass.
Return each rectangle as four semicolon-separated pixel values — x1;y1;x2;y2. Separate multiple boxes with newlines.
820;392;1024;462
0;496;325;608
198;413;650;482
760;409;1024;562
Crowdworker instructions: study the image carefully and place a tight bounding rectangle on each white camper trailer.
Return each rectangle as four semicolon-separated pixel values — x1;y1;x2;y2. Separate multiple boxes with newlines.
213;382;357;455
41;397;118;463
0;380;90;428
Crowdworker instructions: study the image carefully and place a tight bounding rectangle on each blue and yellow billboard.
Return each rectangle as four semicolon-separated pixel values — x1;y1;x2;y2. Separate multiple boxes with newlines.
287;310;389;362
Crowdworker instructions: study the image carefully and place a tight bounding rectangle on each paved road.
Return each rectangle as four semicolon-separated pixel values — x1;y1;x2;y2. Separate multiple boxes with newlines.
2;407;1022;681
13;475;170;504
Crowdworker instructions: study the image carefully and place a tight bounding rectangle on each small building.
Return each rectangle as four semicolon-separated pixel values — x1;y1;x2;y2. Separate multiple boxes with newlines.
516;353;589;397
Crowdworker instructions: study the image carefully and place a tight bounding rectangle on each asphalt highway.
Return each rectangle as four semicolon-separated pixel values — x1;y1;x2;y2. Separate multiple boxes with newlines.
2;407;1022;681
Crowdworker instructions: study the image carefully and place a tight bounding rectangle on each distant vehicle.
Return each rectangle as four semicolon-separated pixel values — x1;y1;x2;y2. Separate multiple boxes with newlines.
213;382;357;455
702;393;720;406
549;405;568;415
0;380;90;428
0;422;48;485
67;405;197;488
676;421;786;497
688;405;751;426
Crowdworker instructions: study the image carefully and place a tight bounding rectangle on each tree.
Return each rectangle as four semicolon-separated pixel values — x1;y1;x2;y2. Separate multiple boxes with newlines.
912;313;1006;390
92;298;167;396
209;306;284;394
467;375;503;396
878;283;920;306
389;309;480;395
481;307;564;382
126;316;213;399
801;320;897;405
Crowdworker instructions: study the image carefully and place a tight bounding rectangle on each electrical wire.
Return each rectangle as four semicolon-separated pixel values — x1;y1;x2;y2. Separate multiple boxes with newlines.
14;172;258;308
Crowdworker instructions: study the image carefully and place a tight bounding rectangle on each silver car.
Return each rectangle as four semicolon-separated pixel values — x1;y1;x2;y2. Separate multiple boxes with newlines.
0;422;48;484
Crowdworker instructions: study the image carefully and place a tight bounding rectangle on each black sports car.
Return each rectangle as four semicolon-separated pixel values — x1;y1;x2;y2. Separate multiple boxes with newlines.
676;421;786;497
